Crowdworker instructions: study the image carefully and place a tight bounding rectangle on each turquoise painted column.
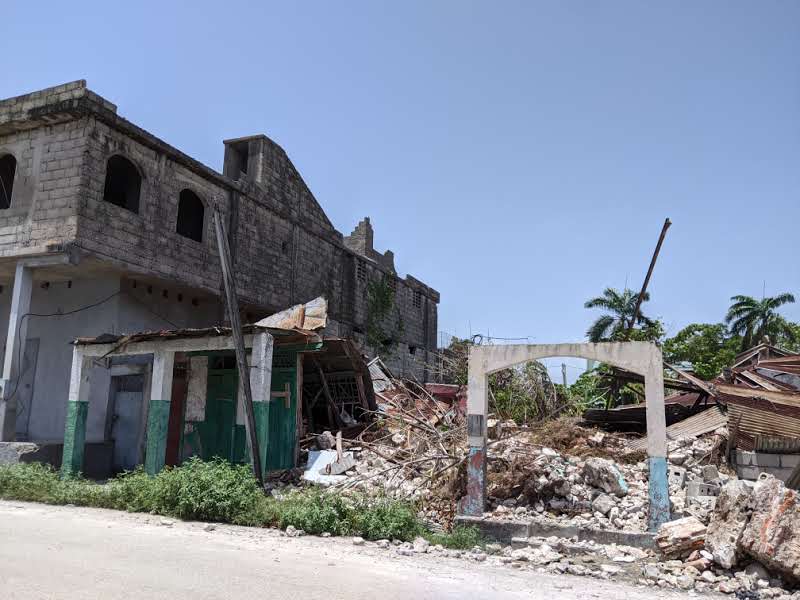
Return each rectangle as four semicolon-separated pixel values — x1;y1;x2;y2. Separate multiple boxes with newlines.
249;331;274;481
645;352;670;531
144;351;175;476
61;349;91;477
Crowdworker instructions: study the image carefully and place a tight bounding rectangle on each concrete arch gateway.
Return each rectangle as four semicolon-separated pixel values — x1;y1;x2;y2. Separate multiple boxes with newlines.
461;341;670;531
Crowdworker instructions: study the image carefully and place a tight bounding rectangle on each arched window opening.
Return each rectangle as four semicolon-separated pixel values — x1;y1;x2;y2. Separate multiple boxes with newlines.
176;189;204;242
0;154;16;210
103;155;141;213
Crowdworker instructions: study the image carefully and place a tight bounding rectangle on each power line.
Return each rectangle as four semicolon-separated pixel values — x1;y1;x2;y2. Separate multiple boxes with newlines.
6;288;182;415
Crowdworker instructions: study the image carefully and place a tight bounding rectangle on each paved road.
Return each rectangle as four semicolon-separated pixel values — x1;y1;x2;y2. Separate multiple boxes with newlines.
0;501;698;600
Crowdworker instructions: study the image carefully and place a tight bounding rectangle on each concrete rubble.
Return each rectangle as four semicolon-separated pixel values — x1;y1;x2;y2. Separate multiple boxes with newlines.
286;377;800;597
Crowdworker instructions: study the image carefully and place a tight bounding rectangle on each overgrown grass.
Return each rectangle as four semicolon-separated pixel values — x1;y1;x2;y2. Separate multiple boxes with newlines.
0;459;481;547
424;525;484;549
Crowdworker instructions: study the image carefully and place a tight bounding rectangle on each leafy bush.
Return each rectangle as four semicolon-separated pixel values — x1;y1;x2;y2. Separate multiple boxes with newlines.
0;461;60;502
0;460;436;543
350;495;421;541
148;458;264;523
425;525;483;549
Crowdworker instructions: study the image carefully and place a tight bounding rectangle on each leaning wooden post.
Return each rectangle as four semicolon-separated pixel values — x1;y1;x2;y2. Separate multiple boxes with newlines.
213;207;264;487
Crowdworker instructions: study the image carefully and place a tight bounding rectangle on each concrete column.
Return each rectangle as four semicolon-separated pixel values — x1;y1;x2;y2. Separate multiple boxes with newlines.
249;331;273;479
61;348;92;477
144;351;175;476
461;348;489;517
644;349;670;531
0;263;33;441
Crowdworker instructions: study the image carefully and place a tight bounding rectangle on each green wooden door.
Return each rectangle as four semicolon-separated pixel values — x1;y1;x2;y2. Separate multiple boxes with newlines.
195;372;237;461
266;366;297;471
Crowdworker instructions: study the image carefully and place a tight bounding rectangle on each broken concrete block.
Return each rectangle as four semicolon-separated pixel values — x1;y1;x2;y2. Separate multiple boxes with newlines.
705;479;755;569
739;475;800;583
655;516;707;559
668;465;687;488
582;458;628;497
0;442;41;465
592;493;616;516
324;454;357;476
316;431;335;450
686;481;720;498
702;465;720;482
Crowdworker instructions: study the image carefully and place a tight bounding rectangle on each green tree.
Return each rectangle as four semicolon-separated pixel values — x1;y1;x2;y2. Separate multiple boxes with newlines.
725;293;797;350
776;322;800;353
584;287;659;342
663;323;740;380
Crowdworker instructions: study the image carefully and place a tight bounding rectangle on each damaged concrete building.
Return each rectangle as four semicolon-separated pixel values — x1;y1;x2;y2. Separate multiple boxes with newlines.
0;80;438;473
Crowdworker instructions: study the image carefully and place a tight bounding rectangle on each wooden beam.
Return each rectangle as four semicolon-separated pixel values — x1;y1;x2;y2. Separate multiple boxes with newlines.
214;208;263;487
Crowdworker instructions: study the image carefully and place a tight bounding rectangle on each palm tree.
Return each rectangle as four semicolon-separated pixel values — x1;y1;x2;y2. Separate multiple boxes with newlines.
725;293;797;350
584;287;654;342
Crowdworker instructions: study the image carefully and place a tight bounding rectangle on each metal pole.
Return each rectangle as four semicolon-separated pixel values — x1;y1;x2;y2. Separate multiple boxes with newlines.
628;218;671;334
213;207;264;487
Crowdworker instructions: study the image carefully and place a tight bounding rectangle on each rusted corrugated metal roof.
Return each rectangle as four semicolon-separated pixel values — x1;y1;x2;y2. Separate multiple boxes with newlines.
628;405;727;451
368;357;395;393
73;324;318;347
73;298;330;348
753;434;800;454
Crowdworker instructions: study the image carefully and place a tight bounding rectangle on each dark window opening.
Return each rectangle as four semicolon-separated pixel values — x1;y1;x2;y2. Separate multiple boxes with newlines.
413;290;422;309
176;189;204;242
281;240;289;255
103;155;141;213
409;346;417;355
0;154;16;209
210;355;237;370
356;260;367;282
231;142;249;179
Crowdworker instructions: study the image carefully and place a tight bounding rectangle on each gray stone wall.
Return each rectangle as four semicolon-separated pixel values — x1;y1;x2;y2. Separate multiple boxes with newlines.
0;119;84;256
0;81;440;377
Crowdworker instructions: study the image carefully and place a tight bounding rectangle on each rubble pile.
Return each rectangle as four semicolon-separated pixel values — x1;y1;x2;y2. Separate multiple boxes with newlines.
293;375;800;597
706;474;800;583
484;440;651;532
304;382;729;534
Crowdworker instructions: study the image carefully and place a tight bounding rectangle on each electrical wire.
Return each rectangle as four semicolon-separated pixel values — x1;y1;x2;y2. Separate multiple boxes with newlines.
5;288;182;416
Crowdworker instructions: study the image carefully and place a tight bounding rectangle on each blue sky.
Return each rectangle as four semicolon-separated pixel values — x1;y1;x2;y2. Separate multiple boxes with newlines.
3;2;799;380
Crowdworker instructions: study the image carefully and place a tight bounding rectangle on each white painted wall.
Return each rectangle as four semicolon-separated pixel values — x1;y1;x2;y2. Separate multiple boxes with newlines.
0;274;223;444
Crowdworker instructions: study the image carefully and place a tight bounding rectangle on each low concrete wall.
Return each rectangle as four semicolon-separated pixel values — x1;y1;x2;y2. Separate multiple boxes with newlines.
454;515;656;549
736;450;800;482
0;441;112;479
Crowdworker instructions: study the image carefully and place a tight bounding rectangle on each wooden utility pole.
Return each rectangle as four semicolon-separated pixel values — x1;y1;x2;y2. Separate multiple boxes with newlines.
628;218;671;334
213;207;263;487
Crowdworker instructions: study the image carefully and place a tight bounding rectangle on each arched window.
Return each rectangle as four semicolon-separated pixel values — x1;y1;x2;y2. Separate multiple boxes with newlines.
103;155;141;213
176;189;204;242
0;154;16;210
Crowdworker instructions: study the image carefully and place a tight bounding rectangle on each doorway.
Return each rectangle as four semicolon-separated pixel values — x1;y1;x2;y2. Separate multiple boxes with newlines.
109;374;146;473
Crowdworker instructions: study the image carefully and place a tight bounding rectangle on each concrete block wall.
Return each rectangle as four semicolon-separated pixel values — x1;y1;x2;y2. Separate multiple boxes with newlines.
0;81;441;381
0;119;84;256
78;117;231;295
736;449;800;482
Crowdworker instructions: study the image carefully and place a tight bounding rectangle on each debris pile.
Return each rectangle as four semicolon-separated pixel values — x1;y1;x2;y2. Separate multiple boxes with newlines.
291;365;800;598
706;474;800;583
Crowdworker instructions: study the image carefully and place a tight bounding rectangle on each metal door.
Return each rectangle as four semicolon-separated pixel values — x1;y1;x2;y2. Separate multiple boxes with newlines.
196;373;236;461
266;368;296;471
111;374;145;472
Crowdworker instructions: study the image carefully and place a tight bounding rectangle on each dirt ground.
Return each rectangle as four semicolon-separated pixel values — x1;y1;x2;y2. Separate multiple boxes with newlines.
0;500;710;600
